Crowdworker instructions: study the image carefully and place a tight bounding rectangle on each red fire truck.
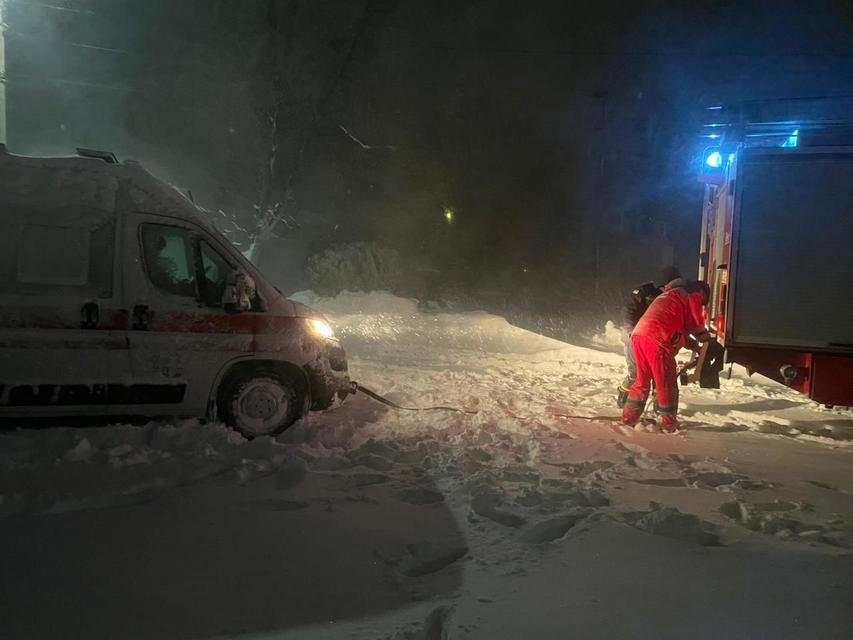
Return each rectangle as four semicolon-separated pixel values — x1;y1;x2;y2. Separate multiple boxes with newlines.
696;102;853;406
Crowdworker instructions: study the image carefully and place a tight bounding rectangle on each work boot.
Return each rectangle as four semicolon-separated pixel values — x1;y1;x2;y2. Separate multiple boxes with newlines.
622;403;643;426
659;413;679;434
616;385;630;409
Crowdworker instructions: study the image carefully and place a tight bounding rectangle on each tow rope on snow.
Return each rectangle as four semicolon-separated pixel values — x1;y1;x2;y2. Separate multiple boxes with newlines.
352;384;644;421
351;382;479;415
549;413;658;427
550;414;623;422
553;381;664;423
550;394;656;423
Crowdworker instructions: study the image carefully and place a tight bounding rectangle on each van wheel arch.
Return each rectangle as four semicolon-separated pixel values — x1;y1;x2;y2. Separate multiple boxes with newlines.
215;361;311;437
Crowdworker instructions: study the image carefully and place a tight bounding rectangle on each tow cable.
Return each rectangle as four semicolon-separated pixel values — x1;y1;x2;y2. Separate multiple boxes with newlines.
350;384;645;421
551;414;624;422
350;382;479;414
351;384;659;424
351;365;676;421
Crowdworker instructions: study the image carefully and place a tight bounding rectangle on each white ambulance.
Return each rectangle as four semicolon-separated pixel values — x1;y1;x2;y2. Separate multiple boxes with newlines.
0;145;351;437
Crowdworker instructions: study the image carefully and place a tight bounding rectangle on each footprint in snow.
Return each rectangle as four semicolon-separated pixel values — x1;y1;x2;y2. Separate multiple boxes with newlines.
470;493;526;528
398;487;445;505
635;478;690;488
522;513;585;544
400;542;469;577
352;453;396;471
687;472;747;489
346;472;390;488
624;503;722;546
499;468;540;484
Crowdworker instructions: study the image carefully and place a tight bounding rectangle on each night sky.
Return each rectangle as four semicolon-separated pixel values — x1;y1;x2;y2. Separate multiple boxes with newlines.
5;0;853;321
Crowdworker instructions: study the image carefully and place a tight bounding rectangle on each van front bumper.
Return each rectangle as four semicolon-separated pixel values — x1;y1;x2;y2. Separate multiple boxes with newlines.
305;341;351;410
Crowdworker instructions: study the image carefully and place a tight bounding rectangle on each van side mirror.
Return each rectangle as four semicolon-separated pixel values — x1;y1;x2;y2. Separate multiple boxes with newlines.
224;270;256;314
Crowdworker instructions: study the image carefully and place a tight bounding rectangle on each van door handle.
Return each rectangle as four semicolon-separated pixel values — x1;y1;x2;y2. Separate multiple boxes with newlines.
81;302;99;329
132;305;151;330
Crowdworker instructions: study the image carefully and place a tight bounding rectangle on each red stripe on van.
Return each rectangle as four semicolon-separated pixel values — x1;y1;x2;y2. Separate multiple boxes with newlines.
147;313;302;335
0;309;301;337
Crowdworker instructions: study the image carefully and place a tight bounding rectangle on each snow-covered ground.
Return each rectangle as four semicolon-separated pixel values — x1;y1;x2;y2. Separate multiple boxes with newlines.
2;291;852;639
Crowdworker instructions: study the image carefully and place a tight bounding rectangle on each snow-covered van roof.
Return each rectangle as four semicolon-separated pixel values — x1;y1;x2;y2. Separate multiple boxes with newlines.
0;145;212;231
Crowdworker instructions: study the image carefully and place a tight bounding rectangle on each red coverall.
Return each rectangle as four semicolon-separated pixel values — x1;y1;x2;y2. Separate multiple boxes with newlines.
622;282;707;431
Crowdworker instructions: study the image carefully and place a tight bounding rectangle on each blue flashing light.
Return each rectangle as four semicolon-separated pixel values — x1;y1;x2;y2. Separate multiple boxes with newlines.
705;150;723;169
781;129;799;148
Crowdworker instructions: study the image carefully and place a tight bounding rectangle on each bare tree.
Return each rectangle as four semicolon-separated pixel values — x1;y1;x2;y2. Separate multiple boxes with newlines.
228;0;381;265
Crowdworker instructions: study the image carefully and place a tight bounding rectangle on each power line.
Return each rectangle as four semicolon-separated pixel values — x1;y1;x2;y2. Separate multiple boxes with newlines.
6;29;128;54
5;0;98;16
11;74;132;92
391;38;853;60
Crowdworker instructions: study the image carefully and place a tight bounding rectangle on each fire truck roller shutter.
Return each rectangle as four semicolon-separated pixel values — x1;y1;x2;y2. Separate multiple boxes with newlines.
730;150;853;351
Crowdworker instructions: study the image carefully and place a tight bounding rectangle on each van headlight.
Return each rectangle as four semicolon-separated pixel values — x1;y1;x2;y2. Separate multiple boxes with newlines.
306;318;335;340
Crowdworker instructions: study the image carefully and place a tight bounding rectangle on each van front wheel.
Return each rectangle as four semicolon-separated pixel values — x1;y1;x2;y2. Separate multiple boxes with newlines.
220;373;303;438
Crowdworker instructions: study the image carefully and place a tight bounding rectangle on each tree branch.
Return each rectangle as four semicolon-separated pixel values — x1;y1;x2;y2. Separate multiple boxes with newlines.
338;124;396;150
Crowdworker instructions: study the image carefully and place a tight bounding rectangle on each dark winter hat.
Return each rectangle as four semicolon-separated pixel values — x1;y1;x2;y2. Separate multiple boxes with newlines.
684;280;711;304
656;265;682;286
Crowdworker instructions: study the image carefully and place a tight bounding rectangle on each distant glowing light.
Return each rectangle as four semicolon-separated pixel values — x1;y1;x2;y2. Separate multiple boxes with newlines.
781;129;799;148
443;207;455;224
728;153;736;165
705;151;723;169
707;133;722;140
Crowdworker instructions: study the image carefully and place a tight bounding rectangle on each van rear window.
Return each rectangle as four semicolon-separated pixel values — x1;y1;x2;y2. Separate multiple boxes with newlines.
18;225;91;286
1;220;115;297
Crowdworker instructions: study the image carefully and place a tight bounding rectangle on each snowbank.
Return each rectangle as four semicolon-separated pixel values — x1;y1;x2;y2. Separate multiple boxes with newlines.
304;242;402;295
590;319;624;350
291;289;574;355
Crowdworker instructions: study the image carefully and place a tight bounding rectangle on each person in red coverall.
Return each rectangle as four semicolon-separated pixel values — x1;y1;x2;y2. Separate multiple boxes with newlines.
622;279;712;433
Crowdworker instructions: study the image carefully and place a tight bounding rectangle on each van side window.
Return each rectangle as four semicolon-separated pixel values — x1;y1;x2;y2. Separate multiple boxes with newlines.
199;241;230;307
140;224;196;298
2;219;115;297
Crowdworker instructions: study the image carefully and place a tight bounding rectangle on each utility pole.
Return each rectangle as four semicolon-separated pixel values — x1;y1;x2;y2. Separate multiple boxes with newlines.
0;0;7;145
593;89;609;298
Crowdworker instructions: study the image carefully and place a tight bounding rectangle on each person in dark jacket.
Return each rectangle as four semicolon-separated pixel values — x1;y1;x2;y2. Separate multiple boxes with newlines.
616;266;682;408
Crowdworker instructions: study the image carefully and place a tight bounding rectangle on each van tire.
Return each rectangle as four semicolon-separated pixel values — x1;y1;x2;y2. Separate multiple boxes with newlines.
219;372;304;438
